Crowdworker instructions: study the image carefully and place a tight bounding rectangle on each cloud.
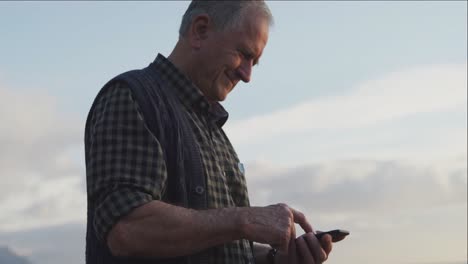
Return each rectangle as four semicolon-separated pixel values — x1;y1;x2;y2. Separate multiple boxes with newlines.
246;158;467;215
0;85;86;232
224;63;467;166
244;158;467;263
225;63;467;144
1;158;465;264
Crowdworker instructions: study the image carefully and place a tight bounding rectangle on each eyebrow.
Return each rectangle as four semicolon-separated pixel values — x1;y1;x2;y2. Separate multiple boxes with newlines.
253;57;260;66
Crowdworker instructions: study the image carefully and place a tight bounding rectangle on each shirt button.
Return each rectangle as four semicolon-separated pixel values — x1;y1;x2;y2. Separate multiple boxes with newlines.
195;185;204;195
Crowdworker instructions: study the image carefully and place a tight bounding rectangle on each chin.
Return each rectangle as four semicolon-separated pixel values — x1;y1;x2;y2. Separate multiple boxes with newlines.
211;82;232;102
220;88;233;101
217;94;228;102
213;87;230;102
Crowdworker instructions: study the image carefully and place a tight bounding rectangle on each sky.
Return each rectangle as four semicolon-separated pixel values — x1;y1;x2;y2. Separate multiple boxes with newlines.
0;1;466;264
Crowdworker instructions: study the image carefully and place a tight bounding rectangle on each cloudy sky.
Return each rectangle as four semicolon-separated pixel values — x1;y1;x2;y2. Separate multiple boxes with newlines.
0;1;466;264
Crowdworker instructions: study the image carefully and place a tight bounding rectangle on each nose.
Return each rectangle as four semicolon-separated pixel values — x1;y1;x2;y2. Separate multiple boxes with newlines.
236;59;252;83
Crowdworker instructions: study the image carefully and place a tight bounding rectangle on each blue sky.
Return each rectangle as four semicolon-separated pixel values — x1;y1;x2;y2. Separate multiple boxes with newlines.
0;1;466;264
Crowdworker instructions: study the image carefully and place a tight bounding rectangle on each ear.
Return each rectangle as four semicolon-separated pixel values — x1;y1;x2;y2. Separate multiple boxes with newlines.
188;14;212;49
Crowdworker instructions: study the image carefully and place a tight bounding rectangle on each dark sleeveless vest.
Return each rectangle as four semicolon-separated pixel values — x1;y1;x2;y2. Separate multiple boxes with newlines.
85;60;208;264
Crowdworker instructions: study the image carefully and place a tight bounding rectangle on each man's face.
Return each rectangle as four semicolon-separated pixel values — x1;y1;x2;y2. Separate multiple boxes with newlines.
193;15;269;102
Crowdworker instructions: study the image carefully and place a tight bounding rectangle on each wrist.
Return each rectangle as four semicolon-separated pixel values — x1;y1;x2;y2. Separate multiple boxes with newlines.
224;207;246;240
236;206;251;239
253;244;276;264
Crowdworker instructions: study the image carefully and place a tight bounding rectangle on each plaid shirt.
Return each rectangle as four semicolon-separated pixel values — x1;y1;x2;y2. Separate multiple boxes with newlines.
86;54;254;263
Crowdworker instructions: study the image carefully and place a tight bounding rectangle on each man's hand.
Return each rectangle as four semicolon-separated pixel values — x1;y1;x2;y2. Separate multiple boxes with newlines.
239;203;313;252
276;233;333;264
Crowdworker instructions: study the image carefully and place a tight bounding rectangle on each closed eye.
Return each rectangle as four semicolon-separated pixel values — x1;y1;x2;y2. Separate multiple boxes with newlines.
239;49;259;66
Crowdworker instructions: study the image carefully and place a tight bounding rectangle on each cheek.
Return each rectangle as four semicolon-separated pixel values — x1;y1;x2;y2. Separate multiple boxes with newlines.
220;57;241;81
215;71;230;88
229;53;242;69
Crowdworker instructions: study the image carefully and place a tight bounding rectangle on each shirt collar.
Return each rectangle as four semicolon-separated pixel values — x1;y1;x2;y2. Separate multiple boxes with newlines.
151;54;229;127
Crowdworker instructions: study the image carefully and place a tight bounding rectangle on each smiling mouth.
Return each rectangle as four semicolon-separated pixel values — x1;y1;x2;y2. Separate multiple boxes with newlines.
226;75;236;89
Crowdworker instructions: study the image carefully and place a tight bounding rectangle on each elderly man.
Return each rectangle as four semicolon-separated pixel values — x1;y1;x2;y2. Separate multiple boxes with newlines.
85;1;333;263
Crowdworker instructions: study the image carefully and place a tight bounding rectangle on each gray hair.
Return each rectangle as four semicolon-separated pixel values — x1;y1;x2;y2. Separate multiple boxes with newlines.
179;0;274;37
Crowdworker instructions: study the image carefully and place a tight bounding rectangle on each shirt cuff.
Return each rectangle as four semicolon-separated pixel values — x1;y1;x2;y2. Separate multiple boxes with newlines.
93;188;154;242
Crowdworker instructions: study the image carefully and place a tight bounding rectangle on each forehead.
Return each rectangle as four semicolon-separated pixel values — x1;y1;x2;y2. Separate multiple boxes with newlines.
230;15;270;54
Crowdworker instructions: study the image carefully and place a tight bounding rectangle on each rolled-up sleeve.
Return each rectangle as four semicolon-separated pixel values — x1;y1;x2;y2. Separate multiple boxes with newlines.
86;82;167;242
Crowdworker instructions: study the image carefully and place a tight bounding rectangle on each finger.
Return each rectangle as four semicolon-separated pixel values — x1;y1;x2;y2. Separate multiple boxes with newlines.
288;236;298;263
272;234;289;253
320;234;333;256
296;236;315;264
282;221;296;254
278;240;289;254
291;216;297;239
304;233;328;263
290;207;314;233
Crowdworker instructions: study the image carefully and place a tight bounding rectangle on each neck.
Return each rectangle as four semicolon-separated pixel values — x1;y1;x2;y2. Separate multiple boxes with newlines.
167;41;213;101
167;41;194;81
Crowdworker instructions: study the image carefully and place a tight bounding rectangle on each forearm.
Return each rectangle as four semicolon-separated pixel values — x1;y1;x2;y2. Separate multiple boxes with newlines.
107;200;243;258
253;243;272;264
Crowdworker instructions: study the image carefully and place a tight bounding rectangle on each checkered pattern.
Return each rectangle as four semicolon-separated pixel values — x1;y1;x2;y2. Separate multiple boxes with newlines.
86;54;253;263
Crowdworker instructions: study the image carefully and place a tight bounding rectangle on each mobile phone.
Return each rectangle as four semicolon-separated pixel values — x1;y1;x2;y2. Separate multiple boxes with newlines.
315;229;349;242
